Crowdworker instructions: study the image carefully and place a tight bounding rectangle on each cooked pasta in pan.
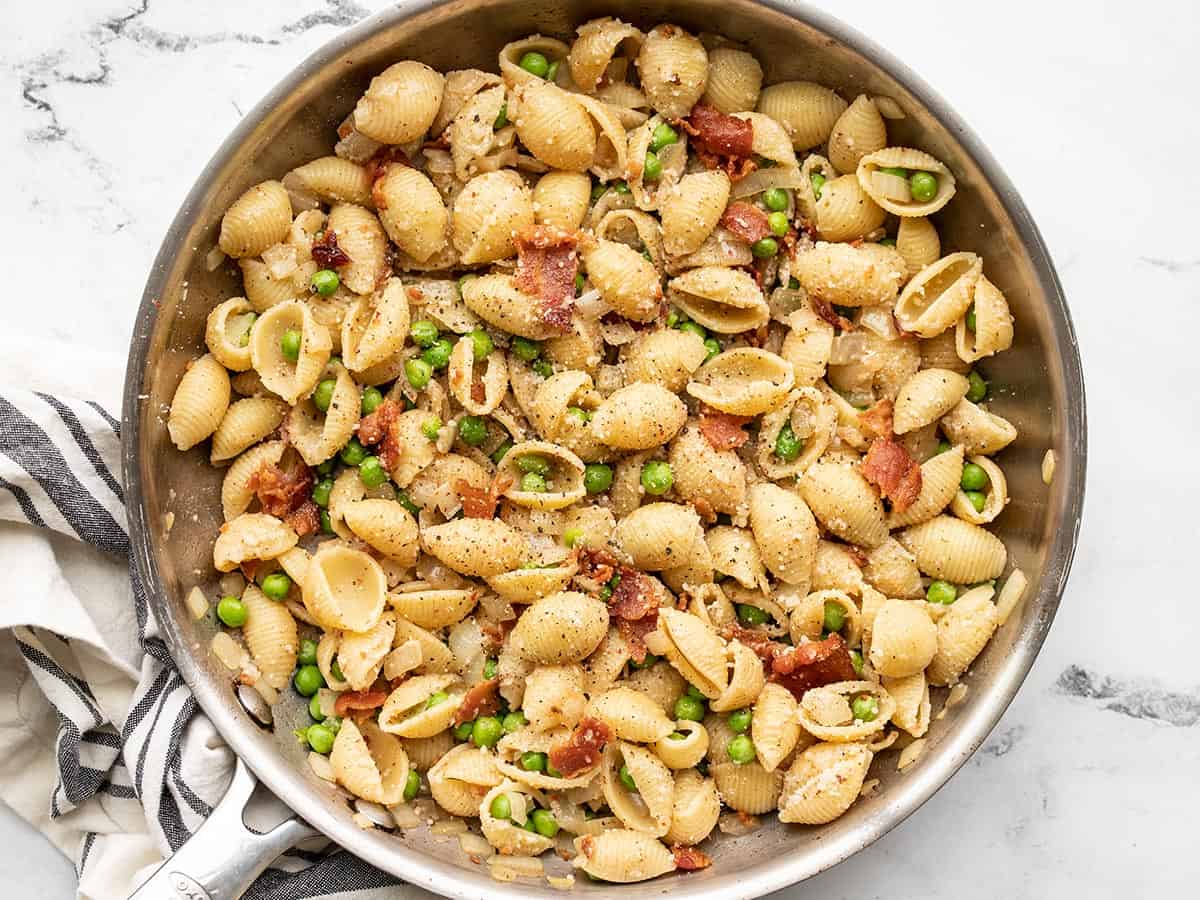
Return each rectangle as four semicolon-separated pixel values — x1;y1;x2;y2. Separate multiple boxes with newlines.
173;14;1028;886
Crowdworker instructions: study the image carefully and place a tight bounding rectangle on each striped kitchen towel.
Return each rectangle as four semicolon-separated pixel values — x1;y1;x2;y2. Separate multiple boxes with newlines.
0;389;414;900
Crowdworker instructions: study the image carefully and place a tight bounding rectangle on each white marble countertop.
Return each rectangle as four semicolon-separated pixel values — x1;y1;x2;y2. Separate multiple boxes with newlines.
3;0;1198;896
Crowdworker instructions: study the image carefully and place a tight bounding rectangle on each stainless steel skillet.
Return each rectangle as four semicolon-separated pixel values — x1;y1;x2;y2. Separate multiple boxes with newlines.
122;1;1086;897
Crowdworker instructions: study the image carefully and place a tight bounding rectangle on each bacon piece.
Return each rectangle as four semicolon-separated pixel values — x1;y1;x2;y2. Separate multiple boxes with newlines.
691;497;717;524
608;569;658;622
456;474;512;520
616;613;659;664
312;230;351;269
858;398;894;441
453;678;501;726
549;717;613;777
721;623;783;662
576;547;618;586
363;145;412;185
719;201;771;244
770;633;858;699
810;296;855;332
861;437;923;514
515;225;580;334
672;846;712;871
334;690;389;718
698;406;753;451
358;399;402;446
285;500;320;538
842;544;869;568
470;380;487;404
683;104;754;160
250;461;314;520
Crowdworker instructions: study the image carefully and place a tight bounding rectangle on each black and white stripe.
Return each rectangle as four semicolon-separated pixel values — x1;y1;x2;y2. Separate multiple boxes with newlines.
1;390;400;897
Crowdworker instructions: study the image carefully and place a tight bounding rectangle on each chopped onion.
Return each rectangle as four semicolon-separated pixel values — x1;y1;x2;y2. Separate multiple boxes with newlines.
355;799;396;829
316;687;338;719
252;679;279;708
478;591;515;623
730;166;808;200
162;511;175;534
996;568;1029;627
389;803;421;829
280;172;320;213
218;571;246;598
211;632;247;671
185;586;209;620
507;791;529;826
1042;449;1056;485
871;170;911;203
643;629;669;656
285;599;318;626
599;319;638;346
829;332;869;366
898;738;927;771
459;831;494;858
448;618;484;671
936;683;970;721
490;855;543;877
351;812;376;830
573;288;608;320
718;812;761;836
308;751;335;782
547;874;576;890
263;243;299;279
859;777;881;797
204;245;227;272
432;818;468;836
858;304;900;340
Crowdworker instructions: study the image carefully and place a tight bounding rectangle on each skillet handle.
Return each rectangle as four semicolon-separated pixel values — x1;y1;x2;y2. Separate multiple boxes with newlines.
128;758;320;900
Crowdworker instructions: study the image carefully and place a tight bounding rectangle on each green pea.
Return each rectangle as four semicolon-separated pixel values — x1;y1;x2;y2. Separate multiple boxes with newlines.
403;770;420;801
666;309;681;328
472;716;504;748
309;693;324;721
788;276;800;290
457;274;477;295
966;369;988;403
763;187;789;211
674;694;706;722
823;600;846;634
522;816;539;833
323;716;341;736
410;320;439;348
518;51;549;78
667;731;686;741
774;421;803;461
517;454;550;475
261;572;292;601
751;237;779;258
489;792;512;820
216;595;247;628
851;694;879;722
403;355;433;389
964;490;987;512
483;658;498;680
520;472;547;493
703;338;721;361
339;437;367;466
590;182;608;203
767;211;790;236
422;338;454;371
305;723;335;754
358;456;387;488
425;691;449;709
563;527;585;549
293;664;324;697
316;458;335;476
319;508;333;534
618;765;638;793
453;720;475;741
491;440;513;465
420;416;442;441
360;387;383;415
466;328;493;360
926;580;958;605
727;734;756;765
521;751;547;772
584;463;613;494
493;103;508;130
686;684;705;700
330;658;344;682
575;273;586;295
457;416;488;446
640;460;673;496
396;490;421;516
511;337;541;362
612;180;631;195
935;440;953;455
909;171;938;203
235;313;257;347
530;808;559;838
298;638;319;666
566;406;591;425
678;320;706;339
810;172;826;199
310;269;340;297
532;358;554;378
649;122;679;153
643;151;663;182
280;329;302;362
850;648;865;676
737;603;768;626
502;711;527;733
629;653;659;670
961;462;989;492
965;305;977;332
546;59;560;81
727;708;752;734
878;237;897;247
878;166;910;179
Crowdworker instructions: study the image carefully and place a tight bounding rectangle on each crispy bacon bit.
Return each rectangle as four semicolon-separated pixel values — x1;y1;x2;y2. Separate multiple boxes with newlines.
691;497;717;524
363;145;412;185
719;201;771;244
859;398;894;440
456;474;513;519
515;225;580;333
616;613;660;664
810;296;855;332
578;835;596;859
721;623;783;662
240;559;262;583
672;846;712;871
842;544;869;568
454;678;500;726
770;633;858;699
861;437;923;514
609;569;658;622
358;399;401;446
470;380;487;404
250;461;314;520
681;104;755;180
698;406;753;451
334;690;389;718
312;230;351;269
549;717;613;777
576;546;618;585
285;500;321;538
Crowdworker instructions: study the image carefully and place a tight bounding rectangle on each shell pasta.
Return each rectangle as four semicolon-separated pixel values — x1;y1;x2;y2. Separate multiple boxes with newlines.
175;15;1030;887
